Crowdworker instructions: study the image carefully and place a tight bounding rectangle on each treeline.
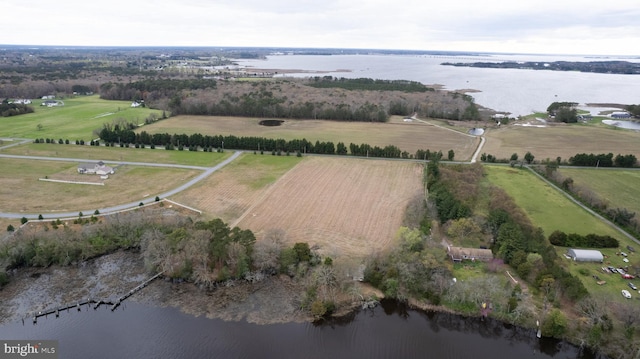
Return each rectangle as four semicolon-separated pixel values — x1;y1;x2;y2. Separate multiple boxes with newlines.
0;101;34;117
307;76;434;92
0;210;327;294
100;78;217;101
569;152;637;168
95;125;444;159
174;92;389;122
548;230;619;248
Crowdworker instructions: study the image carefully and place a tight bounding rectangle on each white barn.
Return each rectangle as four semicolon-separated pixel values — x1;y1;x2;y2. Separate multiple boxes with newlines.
567;249;603;262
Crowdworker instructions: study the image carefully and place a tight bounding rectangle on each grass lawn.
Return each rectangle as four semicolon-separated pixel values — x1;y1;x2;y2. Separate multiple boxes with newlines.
1;142;231;167
0;95;162;140
0;157;200;214
484;165;622;238
557;168;640;216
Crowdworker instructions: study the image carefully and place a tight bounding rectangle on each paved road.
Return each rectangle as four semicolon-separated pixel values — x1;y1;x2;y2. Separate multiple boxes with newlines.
0;151;242;220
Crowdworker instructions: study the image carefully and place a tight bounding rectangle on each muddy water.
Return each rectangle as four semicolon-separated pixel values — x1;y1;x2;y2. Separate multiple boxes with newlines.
0;299;599;359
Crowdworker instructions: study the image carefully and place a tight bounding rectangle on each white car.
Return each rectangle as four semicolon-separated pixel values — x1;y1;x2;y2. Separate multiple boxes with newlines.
622;289;632;299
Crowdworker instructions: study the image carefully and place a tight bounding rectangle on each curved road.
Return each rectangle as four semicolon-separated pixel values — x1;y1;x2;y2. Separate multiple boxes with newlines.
0;151;242;220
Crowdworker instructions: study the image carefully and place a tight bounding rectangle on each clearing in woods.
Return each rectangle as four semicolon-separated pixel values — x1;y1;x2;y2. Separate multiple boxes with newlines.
234;156;424;259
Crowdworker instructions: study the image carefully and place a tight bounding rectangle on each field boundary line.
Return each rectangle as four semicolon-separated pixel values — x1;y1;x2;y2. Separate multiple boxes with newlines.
163;199;202;215
230;160;301;228
38;178;104;186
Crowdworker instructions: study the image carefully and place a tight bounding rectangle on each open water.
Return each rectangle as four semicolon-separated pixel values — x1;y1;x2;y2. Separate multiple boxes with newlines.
0;300;600;359
234;53;640;117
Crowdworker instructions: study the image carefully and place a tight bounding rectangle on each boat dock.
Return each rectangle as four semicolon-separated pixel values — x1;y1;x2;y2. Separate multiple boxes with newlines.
29;271;164;324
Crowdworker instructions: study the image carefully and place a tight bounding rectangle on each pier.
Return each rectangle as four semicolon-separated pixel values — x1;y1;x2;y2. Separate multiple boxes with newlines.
28;271;163;324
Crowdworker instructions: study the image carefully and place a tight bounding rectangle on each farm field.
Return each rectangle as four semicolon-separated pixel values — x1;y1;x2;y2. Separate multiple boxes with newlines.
0;142;231;167
556;168;640;216
233;156;424;259
482;123;640;161
138;115;480;160
484;165;639;302
0;95;162;140
0;157;200;214
171;154;303;223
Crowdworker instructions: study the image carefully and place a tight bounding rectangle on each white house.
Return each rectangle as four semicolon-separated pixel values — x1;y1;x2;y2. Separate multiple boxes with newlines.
77;161;114;175
566;249;603;262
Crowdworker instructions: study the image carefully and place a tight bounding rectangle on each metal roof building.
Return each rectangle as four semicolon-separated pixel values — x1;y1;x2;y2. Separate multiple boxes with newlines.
567;249;603;262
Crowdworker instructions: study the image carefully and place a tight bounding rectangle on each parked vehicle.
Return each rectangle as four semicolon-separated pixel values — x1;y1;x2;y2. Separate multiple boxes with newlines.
627;245;636;252
629;282;638;290
622;290;632;299
621;274;635;279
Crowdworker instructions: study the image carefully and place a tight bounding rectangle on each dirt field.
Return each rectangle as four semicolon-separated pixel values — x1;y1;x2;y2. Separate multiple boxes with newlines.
232;156;424;259
139;115;480;160
170;154;302;223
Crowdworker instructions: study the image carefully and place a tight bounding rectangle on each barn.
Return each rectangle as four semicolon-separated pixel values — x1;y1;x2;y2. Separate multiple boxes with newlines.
567;249;603;262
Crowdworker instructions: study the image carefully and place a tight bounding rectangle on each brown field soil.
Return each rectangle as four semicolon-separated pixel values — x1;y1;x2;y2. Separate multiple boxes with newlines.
0;158;200;213
139;115;479;160
234;156;424;259
482;123;640;161
170;154;302;223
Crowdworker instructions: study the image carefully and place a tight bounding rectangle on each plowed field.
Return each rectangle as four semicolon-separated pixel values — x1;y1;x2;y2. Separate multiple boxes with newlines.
234;157;424;259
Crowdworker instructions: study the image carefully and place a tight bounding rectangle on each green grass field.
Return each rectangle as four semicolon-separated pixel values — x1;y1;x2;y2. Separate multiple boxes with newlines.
0;95;162;140
484;165;620;237
557;168;640;216
1;142;230;167
484;165;639;302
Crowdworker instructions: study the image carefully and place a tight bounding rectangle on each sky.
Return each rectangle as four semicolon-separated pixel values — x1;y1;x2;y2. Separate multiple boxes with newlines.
3;0;640;56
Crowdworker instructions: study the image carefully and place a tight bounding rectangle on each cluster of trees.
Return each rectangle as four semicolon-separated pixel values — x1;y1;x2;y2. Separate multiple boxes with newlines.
365;227;451;303
100;79;217;102
548;230;619;248
568;152;637;167
307;77;434;93
0;209;330;301
173;92;390;122
428;163;588;304
624;104;640;117
546;102;579;123
0;100;34;117
481;151;535;164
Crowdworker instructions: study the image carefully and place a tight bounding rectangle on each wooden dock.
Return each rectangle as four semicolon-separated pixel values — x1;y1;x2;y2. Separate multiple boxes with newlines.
29;271;163;324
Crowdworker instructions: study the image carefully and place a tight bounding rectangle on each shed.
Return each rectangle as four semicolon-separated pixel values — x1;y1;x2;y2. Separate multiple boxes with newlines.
567;249;603;262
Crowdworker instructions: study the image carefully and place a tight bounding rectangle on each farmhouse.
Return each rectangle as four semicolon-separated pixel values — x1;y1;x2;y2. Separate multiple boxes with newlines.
566;248;603;262
447;246;493;262
77;161;114;175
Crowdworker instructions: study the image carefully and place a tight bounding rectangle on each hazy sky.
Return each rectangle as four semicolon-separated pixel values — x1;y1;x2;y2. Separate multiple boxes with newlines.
3;0;639;56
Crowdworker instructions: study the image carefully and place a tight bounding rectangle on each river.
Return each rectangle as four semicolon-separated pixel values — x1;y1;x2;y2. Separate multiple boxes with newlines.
0;299;599;359
233;53;640;117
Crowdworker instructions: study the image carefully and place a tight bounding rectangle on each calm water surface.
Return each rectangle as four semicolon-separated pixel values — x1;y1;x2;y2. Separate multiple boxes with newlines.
234;54;640;117
0;300;599;359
